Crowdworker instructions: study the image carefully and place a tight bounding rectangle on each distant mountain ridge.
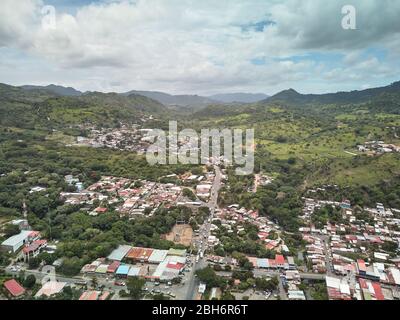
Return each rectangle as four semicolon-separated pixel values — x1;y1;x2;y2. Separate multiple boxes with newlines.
12;80;400;108
209;92;269;103
20;84;82;96
17;84;269;107
122;90;219;108
266;81;400;106
125;90;269;106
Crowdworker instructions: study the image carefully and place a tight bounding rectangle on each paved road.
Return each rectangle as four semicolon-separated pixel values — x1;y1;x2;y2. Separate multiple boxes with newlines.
318;235;333;276
5;267;127;292
185;166;222;300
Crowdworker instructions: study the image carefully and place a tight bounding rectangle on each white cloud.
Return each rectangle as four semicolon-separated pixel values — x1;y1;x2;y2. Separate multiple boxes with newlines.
0;0;399;94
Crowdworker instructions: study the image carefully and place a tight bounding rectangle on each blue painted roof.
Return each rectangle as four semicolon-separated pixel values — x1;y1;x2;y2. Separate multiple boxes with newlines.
116;265;130;275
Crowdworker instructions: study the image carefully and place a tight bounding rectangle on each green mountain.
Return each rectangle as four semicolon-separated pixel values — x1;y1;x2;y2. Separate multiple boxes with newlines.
266;81;400;106
0;83;167;129
209;92;269;103
20;84;82;96
123;90;219;109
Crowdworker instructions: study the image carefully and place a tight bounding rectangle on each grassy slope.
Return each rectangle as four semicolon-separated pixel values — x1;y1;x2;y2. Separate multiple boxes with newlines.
188;98;400;188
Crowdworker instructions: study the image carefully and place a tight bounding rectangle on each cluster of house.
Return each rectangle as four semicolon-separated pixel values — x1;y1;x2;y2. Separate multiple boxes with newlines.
246;254;306;300
325;274;399;300
65;175;84;192
71;125;153;154
357;141;400;154
300;197;350;220
284;270;306;300
210;204;285;252
179;171;216;201
301;234;327;273
299;193;400;300
247;254;296;270
252;173;274;192
60;176;184;217
206;255;238;267
80;245;187;282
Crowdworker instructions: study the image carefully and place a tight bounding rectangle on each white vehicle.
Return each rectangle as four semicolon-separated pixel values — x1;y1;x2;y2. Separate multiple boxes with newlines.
196;255;200;263
200;251;204;258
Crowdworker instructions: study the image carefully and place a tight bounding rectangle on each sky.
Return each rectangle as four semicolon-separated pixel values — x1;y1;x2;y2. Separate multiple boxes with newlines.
0;0;399;95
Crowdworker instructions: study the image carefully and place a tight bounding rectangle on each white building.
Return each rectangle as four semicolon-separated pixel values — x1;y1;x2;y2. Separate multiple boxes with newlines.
1;230;39;253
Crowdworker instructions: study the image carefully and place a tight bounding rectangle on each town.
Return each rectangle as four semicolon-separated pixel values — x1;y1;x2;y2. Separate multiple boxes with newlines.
1;159;399;301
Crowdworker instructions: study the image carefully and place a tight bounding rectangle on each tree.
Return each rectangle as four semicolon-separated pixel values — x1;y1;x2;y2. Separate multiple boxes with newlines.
91;276;98;289
195;267;221;288
28;257;40;270
183;188;196;201
59;257;83;276
37;252;56;265
152;293;170;300
127;277;146;300
3;224;20;238
23;274;36;289
220;291;236;300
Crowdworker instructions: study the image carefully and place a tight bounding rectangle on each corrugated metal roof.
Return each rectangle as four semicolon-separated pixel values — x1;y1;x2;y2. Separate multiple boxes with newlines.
1;230;33;247
128;267;141;277
148;249;168;263
107;245;132;261
95;264;109;274
257;258;269;268
116;265;130;275
168;248;186;256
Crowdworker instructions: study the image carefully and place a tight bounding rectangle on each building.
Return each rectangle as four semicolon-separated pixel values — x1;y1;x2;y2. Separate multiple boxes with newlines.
116;265;131;278
1;230;40;253
198;283;206;294
79;290;111;301
107;261;120;274
288;290;306;300
23;239;47;261
107;245;132;261
326;276;352;300
359;279;385;300
287;256;296;270
3;279;25;298
126;247;154;262
167;248;187;257
35;281;66;298
275;255;286;269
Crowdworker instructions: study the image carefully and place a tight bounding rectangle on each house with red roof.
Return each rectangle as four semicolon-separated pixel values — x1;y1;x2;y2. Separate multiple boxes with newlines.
3;279;26;298
23;239;47;261
275;254;286;268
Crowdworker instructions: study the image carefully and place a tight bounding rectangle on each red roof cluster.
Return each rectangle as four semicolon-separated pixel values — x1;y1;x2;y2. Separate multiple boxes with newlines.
22;239;47;254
